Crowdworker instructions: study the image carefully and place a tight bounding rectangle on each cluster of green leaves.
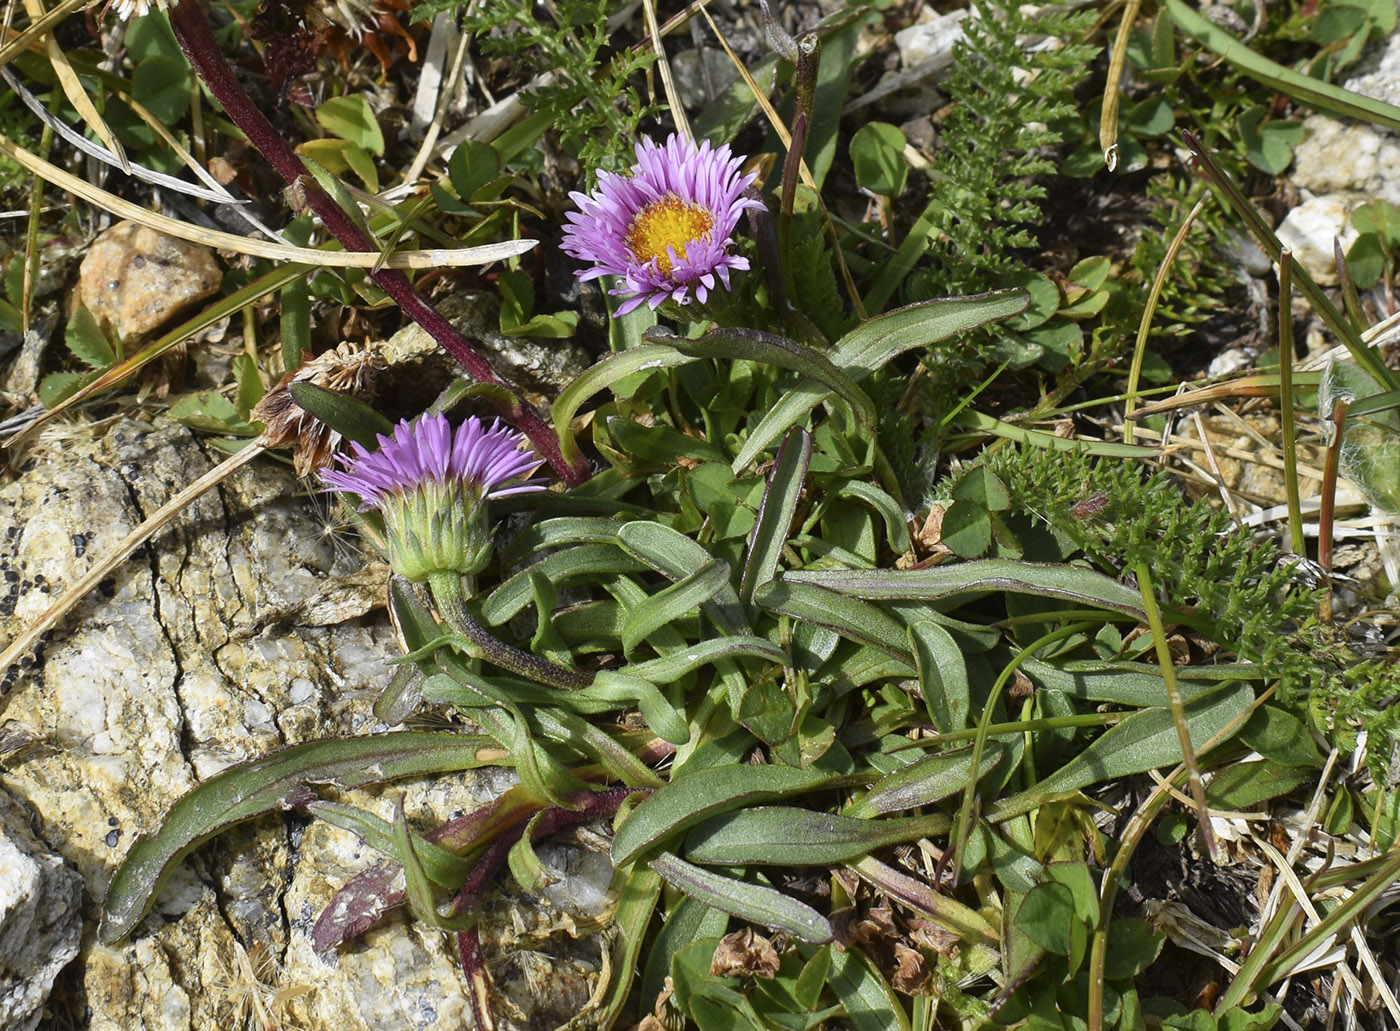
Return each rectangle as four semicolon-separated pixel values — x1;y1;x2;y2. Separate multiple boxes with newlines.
410;0;655;174
99;291;1323;1031
987;445;1324;701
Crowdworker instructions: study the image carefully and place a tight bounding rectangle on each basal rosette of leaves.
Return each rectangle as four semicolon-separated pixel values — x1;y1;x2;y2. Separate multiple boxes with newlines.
93;284;1339;1031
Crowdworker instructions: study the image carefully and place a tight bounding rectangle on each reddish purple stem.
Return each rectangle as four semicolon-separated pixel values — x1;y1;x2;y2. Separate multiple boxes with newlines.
452;787;644;1030
166;0;589;486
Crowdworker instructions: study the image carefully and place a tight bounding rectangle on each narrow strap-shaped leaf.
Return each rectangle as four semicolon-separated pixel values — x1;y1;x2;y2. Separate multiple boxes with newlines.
741;426;812;605
480;544;647;625
625;636;791;683
1167;0;1400;131
835;480;912;554
732;292;1030;471
986;682;1253;822
782;559;1146;618
831;291;1030;378
845;745;1001;819
612;762;836;865
617;521;751;635
646;325;876;426
306;800;473;887
499;516;625;566
621;559;733;653
682;807;950;865
908;621;971;733
551;344;696;467
289;381;394;447
754;579;911;661
100;731;502;943
1023;658;1258;707
826;941;913;1031
393;794;475;932
648;851;833;944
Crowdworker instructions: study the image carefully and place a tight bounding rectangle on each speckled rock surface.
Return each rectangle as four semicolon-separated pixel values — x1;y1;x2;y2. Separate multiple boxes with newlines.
1274;191;1365;285
77;222;222;340
1291;116;1400;209
0;418;615;1031
0;788;82;1031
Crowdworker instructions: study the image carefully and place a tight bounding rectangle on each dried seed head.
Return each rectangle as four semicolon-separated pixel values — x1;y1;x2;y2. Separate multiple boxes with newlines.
253;342;385;477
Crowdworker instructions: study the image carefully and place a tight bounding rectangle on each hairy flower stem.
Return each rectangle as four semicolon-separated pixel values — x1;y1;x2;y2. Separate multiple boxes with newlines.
427;572;593;689
165;0;588;486
451;787;644;1031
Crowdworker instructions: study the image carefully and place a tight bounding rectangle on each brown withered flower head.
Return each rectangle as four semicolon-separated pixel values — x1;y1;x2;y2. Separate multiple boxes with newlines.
253;342;386;477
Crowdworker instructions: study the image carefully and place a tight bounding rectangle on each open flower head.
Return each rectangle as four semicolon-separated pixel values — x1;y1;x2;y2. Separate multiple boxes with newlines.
321;414;543;581
561;134;764;315
110;0;169;20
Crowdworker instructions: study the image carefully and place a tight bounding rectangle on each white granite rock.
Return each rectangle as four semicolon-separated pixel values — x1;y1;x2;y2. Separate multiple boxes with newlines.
0;418;616;1031
0;789;82;1031
1291;115;1400;209
1274;191;1366;285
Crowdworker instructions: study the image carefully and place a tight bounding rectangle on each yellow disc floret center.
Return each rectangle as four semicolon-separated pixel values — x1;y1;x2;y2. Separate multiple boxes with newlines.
625;196;715;276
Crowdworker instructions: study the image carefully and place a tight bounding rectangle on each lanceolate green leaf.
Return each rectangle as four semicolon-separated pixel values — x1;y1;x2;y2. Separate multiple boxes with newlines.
733;291;1030;471
480;544;647;625
845;745;1002;819
618;521;751;635
754;579;910;660
552;344;696;466
100;732;502;943
648;851;834;944
305;800;473;887
646;325;877;426
742;427;812;605
783;560;1146;618
682;807;950;865
1167;0;1400;132
612;763;838;866
986;682;1253;821
622;560;733;652
826;944;912;1031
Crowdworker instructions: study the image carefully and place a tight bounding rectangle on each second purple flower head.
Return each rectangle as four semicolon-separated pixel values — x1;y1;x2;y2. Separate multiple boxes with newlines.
561;133;764;315
321;414;543;582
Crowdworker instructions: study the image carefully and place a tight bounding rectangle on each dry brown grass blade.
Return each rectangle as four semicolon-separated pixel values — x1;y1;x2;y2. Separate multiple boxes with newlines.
0;441;267;693
0;0;88;72
1099;0;1142;171
22;0;130;172
641;0;690;139
0;131;537;268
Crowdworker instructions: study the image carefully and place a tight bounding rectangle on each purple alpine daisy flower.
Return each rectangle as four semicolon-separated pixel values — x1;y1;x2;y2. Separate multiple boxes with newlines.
561;133;764;315
321;414;544;581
